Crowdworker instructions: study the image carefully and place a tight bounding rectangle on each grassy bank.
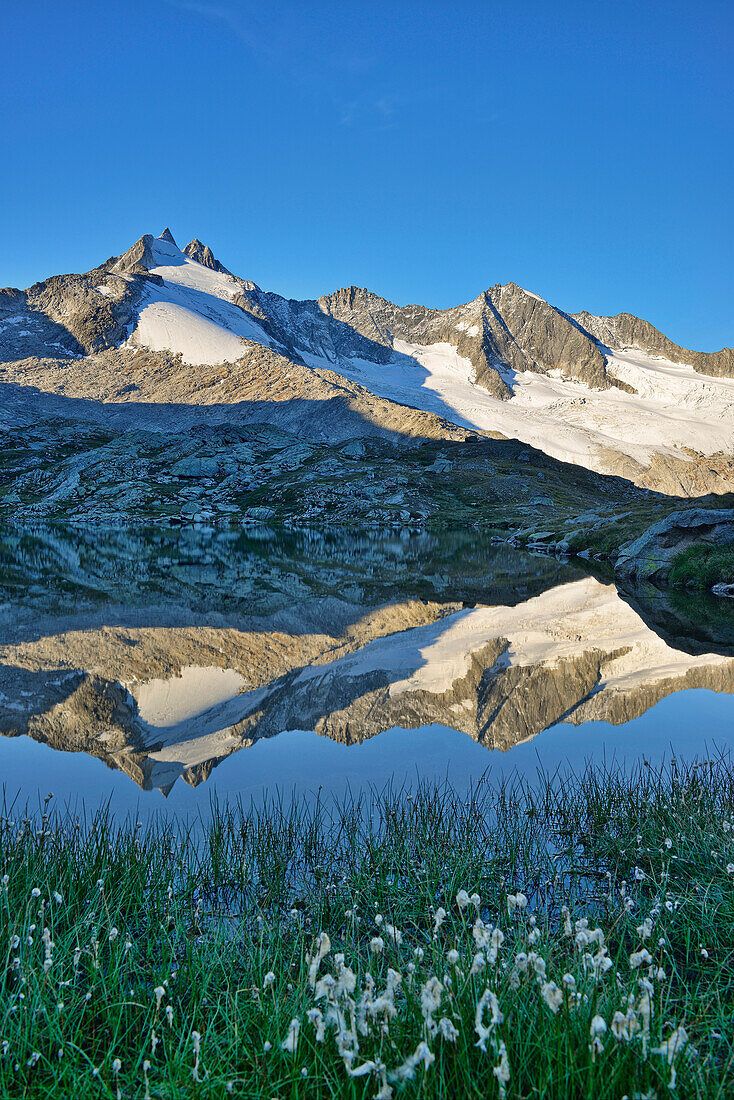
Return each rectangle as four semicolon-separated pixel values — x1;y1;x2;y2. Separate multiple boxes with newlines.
669;545;734;590
2;760;734;1098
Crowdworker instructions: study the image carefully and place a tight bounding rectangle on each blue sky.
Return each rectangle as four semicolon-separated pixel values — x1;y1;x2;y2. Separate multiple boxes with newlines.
1;0;732;349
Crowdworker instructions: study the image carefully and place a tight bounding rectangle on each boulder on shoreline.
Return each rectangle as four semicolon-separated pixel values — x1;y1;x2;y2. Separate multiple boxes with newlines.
615;508;734;587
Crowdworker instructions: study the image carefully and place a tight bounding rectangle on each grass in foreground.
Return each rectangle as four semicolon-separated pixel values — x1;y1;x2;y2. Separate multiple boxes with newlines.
1;758;734;1098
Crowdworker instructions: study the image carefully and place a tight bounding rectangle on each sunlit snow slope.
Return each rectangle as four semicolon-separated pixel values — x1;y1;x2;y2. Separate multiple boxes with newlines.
126;236;270;365
328;340;734;466
120;234;734;475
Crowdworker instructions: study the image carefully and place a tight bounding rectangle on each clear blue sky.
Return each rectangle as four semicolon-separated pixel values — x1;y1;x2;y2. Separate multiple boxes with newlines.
2;0;732;350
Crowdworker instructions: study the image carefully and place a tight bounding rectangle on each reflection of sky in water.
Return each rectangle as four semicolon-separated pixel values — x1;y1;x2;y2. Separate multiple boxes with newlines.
3;527;734;818
2;689;731;822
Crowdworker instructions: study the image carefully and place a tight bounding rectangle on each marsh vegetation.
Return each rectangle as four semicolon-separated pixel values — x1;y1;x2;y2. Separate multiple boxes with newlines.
2;758;734;1097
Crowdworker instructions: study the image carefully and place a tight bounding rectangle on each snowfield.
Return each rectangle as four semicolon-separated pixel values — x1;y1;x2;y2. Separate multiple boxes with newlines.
122;235;734;470
126;236;270;366
331;339;734;466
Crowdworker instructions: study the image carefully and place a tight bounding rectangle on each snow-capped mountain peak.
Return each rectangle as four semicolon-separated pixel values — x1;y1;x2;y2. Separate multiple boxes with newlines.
1;227;733;495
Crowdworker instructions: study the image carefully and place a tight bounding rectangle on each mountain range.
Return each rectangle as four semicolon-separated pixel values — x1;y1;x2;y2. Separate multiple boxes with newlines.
2;228;733;496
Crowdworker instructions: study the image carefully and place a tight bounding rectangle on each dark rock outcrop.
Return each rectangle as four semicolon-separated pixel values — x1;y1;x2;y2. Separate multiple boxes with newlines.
615;508;734;586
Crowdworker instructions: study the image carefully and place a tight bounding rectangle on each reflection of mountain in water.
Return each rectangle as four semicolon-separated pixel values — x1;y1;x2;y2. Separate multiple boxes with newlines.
2;576;733;794
0;524;582;626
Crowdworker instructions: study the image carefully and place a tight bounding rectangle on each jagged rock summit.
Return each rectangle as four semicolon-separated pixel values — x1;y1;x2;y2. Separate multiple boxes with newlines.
1;226;733;495
183;237;231;274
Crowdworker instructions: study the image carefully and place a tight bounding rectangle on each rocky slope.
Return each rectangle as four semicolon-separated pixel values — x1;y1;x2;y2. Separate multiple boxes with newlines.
573;311;734;379
0;410;699;535
2;229;733;496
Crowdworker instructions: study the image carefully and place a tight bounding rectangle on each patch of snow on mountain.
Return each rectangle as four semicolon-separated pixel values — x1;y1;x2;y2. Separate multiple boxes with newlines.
148;237;244;303
327;340;734;466
126;238;270;365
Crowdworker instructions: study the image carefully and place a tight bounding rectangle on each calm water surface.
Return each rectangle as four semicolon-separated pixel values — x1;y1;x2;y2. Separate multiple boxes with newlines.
1;525;732;817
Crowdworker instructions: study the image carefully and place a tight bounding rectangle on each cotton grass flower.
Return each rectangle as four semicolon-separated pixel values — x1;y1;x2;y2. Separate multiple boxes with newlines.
475;987;503;1051
488;927;505;965
438;1017;458;1042
307;932;331;988
420;977;443;1036
281;1018;301;1054
652;1026;688;1089
142;1060;152;1100
540;981;563;1013
191;1031;202;1082
432;907;447;937
382;922;403;946
112;1058;122;1100
506;892;527;915
637;918;653;940
390;1040;434;1082
470;951;486;976
455;889;480;910
589;1015;607;1060
493;1040;511;1100
629;948;653;969
307;1007;326;1042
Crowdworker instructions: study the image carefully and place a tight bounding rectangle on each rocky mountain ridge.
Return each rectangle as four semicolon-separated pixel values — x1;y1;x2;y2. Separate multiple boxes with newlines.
1;229;733;497
3;228;731;382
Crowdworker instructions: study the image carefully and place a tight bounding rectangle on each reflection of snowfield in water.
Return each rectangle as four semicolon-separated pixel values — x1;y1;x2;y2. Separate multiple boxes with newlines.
124;579;733;777
133;666;247;729
294;577;732;697
129;666;266;774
